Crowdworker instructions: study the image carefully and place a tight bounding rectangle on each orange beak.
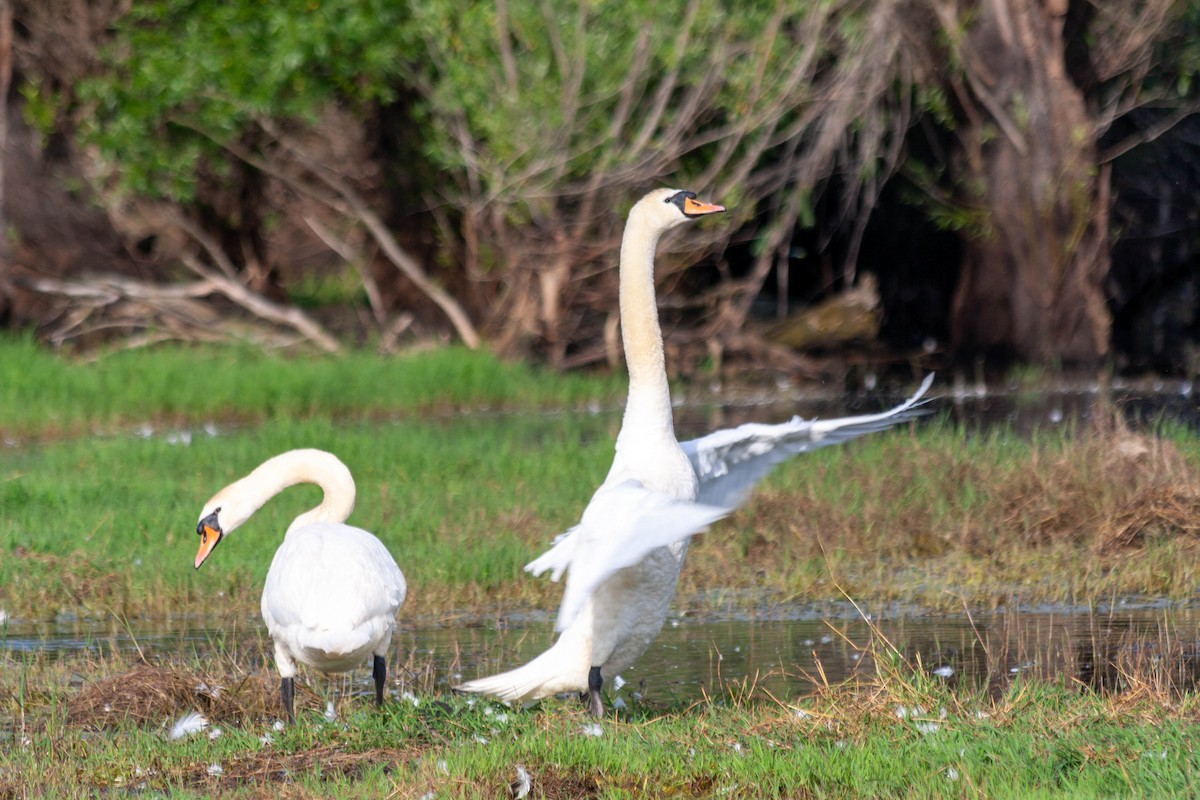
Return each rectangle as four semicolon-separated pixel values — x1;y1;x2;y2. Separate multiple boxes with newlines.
683;197;725;217
194;513;223;570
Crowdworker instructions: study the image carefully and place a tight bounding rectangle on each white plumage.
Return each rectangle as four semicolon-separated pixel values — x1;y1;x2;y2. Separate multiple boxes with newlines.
682;372;935;509
168;710;209;740
194;449;406;722
456;188;933;715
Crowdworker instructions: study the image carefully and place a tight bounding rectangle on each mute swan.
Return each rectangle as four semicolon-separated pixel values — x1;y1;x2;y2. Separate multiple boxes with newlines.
456;188;933;716
194;448;407;723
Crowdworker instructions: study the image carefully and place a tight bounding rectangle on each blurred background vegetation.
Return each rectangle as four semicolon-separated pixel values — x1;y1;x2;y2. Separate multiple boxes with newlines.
0;0;1197;378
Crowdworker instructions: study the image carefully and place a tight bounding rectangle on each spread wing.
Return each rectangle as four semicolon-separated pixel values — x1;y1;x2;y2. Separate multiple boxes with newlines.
525;481;731;632
682;374;935;509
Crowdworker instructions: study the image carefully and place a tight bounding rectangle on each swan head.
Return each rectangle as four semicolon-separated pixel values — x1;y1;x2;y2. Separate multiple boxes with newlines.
633;188;725;232
194;485;254;570
193;449;356;570
194;498;232;570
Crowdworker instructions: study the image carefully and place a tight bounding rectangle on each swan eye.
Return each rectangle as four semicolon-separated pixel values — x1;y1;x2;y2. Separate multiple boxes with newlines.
665;190;696;210
197;509;222;537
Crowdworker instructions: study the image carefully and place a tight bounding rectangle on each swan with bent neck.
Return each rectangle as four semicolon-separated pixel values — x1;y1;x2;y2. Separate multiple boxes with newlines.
456;187;934;716
194;448;407;723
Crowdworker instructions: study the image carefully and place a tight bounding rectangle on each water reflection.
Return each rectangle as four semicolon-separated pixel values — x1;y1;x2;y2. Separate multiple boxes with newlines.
7;603;1199;704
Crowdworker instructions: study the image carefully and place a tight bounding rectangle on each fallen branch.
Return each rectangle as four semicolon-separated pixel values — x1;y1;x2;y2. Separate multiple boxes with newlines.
178;253;341;353
17;271;335;352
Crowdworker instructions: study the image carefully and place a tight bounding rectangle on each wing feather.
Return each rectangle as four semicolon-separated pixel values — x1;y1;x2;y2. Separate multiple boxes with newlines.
525;481;730;632
683;374;934;508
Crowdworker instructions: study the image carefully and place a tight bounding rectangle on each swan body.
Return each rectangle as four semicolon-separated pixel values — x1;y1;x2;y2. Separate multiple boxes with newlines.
457;188;934;715
194;448;406;722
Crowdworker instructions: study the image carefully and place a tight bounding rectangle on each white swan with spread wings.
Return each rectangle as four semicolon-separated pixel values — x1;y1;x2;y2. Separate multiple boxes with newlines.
456;188;932;715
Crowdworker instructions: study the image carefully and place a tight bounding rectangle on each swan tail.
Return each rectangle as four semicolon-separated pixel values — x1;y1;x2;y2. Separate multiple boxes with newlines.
455;638;585;703
297;626;374;658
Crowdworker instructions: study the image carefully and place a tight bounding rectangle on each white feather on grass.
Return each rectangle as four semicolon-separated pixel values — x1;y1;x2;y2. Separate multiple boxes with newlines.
168;711;208;740
511;765;532;798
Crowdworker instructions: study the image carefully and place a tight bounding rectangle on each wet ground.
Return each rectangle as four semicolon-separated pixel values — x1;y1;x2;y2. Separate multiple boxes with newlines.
6;600;1199;704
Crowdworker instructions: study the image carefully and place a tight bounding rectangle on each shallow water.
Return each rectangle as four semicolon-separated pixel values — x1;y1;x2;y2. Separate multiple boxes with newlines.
441;602;1200;702
6;602;1199;704
674;376;1200;439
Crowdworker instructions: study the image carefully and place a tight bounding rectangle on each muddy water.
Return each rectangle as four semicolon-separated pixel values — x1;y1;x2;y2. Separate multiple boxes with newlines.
6;602;1199;703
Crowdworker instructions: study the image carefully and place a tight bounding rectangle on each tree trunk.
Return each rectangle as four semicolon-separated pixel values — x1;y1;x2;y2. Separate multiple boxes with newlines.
947;0;1110;366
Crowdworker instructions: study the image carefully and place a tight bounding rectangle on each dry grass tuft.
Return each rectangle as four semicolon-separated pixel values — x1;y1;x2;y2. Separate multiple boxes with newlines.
684;415;1200;607
67;661;319;729
1004;423;1200;547
1098;485;1200;552
765;608;1200;748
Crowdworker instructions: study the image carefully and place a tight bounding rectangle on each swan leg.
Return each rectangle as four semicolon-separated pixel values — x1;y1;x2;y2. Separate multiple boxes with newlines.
281;676;296;724
373;655;387;708
587;666;604;717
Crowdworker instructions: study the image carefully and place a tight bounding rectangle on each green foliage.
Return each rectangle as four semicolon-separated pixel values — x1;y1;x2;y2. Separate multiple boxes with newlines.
898;161;993;238
1142;1;1200;99
77;0;412;202
78;0;859;215
287;266;369;309
18;79;59;144
401;0;836;203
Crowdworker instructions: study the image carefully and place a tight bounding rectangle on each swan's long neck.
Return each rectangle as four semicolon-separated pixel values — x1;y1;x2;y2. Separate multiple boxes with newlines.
617;210;675;442
235;449;357;534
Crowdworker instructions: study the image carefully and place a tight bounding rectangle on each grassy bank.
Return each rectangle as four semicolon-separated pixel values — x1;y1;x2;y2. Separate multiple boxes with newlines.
3;642;1197;798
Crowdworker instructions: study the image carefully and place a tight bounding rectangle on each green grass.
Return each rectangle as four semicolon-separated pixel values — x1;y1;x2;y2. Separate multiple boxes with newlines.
0;412;620;621
8;412;1198;624
3;646;1198;798
0;334;625;442
684;416;1200;610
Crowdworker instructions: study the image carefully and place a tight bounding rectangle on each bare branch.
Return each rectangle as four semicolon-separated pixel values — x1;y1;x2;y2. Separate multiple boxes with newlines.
629;0;700;155
1099;104;1200;164
15;272;310;350
191;116;482;349
179;252;341;352
494;0;519;98
302;213;389;326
